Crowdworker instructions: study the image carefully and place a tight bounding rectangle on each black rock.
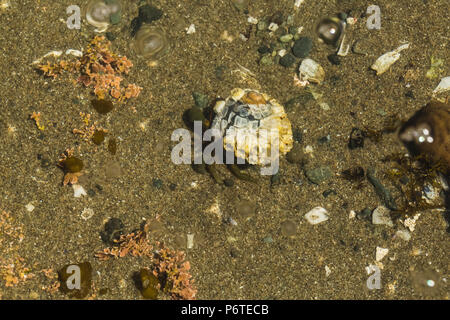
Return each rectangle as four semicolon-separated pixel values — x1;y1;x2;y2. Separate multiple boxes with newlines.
257;45;271;54
292;37;313;58
279;53;296;68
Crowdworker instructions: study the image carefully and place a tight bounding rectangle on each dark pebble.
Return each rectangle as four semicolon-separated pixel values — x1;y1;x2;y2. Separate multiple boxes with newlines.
318;135;331;144
224;179;234;187
257;45;271;54
323;189;337;198
405;90;415;99
293;128;303;143
357;208;372;221
279;53;296;68
214;65;226;80
327;53;341;65
152;179;163;189
169;183;177;191
40;157;51;168
106;32;116;41
292;37;313;58
192;92;209;109
87;189;96;197
399;175;410;185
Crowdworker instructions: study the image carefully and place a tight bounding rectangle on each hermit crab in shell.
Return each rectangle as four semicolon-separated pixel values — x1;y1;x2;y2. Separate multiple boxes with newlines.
187;88;293;183
211;88;294;166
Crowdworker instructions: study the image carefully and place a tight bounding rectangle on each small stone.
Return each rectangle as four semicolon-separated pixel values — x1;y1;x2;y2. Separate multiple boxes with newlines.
279;53;296;68
317;134;331;144
224;179;234;187
263;235;273;243
292;37;313;58
257;45;271;54
372;206;394;227
357;208;372;221
304;207;329;225
305;166;332;184
259;54;273;66
25;203;35;212
323;189;337;198
279;34;294;43
395;229;411;241
169;183;177;191
105;32;116;41
152;179;163;189
72;184;87;198
192;92;209;109
257;20;268;31
286;144;303;164
376;247;389;262
293;129;303;143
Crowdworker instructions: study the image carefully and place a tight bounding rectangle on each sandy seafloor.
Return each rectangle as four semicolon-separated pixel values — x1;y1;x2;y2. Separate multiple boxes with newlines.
0;0;449;299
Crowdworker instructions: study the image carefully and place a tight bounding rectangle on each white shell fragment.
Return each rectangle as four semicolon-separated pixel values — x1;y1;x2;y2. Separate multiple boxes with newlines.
372;206;393;227
298;59;325;84
186;24;196;34
304;207;329;225
247;16;258;24
25;203;35;212
371;43;410;75
432;76;450;95
268;23;279;32
187;233;195;249
72;184;87;198
294;0;305;8
376;247;389;262
65;49;83;57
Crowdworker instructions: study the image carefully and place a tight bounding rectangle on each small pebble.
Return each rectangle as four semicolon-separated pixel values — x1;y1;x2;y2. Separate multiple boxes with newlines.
292;37;313;58
395;229;411;241
152;179;163;189
304;207;329;225
372;206;394;227
279;53;296;68
224;179;234;187
259;54;273;66
305;166;332;184
357;208;372;221
376;247;389;262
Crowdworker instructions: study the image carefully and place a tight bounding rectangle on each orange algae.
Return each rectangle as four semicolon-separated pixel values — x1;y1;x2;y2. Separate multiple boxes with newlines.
37;36;142;102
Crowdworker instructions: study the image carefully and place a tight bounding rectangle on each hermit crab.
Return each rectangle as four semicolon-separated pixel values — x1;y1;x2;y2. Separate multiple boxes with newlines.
187;88;293;184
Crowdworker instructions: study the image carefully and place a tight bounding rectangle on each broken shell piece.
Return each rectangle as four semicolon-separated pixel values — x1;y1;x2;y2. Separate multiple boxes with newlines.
298;58;325;84
65;49;83;57
432;76;450;95
371;43;410;75
304;207;329;225
72;184;87;198
376;247;389;262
